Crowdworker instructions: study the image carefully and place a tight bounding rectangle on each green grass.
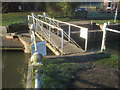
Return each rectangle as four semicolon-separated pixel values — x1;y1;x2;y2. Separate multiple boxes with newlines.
42;58;92;88
95;54;119;68
2;12;42;26
2;11;119;26
93;20;120;24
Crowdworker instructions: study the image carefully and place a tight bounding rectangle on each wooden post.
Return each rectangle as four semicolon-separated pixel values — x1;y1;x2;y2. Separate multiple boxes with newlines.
101;23;107;52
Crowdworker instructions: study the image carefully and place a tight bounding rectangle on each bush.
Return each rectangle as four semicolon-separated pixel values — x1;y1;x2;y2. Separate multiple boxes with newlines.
74;11;87;19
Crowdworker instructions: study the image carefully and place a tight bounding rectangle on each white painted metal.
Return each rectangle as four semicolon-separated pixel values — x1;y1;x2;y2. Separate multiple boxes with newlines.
106;28;120;33
68;25;71;41
114;7;118;23
101;23;107;52
85;28;88;52
31;41;46;56
108;21;110;25
61;30;64;54
57;21;59;35
35;71;40;88
37;13;88;51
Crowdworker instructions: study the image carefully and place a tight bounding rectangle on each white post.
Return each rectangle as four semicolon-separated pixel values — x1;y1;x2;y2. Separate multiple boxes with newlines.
108;21;110;25
28;15;30;24
30;24;37;52
53;17;55;25
49;25;51;41
43;12;46;22
49;18;51;41
41;22;43;31
101;23;107;52
85;28;88;52
32;12;35;25
36;17;38;31
68;25;71;41
61;29;64;55
114;7;118;23
35;71;40;88
57;21;59;35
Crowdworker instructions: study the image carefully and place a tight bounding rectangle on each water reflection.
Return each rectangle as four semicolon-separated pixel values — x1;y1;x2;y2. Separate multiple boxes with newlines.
2;50;30;88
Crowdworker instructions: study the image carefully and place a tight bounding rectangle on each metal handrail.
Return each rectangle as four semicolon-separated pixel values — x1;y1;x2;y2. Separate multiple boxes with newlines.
28;13;64;54
38;14;81;49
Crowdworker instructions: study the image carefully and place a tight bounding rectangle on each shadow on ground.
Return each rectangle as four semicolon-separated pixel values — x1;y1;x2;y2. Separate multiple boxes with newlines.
46;53;118;88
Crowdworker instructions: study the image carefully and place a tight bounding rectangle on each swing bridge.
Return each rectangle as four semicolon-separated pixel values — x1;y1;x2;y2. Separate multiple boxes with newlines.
28;13;89;56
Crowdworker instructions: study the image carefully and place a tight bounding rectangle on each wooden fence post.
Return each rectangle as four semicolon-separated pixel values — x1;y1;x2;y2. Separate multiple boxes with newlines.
101;23;107;52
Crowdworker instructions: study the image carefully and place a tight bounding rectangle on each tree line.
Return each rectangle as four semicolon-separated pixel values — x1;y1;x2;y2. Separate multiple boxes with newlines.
2;2;81;18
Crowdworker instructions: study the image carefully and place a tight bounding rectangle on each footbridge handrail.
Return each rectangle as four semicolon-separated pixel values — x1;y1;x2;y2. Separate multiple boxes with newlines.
38;13;88;51
28;13;64;55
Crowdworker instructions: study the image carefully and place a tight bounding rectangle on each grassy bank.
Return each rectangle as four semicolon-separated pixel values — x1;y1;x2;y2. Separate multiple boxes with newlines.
42;58;92;88
41;52;119;88
93;20;120;24
2;12;42;26
95;54;119;68
2;12;120;26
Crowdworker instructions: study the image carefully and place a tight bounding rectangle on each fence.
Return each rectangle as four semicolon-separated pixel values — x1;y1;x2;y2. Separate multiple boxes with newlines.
101;23;120;52
38;12;89;52
28;13;64;55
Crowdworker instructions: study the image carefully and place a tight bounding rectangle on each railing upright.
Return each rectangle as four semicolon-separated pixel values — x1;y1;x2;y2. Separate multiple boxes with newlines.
61;30;64;55
57;21;59;35
85;28;88;52
68;25;71;41
101;23;107;52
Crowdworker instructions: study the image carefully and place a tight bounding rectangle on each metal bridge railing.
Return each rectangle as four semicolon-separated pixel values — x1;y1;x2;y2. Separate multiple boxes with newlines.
101;23;120;52
28;13;64;55
37;12;88;51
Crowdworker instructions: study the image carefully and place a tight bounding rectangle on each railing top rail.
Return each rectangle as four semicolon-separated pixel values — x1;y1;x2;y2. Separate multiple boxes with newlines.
28;15;63;31
37;15;88;30
106;28;120;34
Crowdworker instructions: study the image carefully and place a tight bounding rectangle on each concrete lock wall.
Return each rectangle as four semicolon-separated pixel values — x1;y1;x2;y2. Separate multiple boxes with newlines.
7;24;29;33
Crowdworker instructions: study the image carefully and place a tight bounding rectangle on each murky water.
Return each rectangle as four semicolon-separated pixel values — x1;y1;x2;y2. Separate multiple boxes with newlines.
2;50;30;88
2;47;53;88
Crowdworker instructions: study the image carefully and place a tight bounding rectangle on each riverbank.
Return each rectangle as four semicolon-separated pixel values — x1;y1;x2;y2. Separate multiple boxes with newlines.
44;52;119;88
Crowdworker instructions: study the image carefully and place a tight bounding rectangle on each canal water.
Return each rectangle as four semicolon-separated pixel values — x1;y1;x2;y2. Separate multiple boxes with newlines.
2;47;54;88
2;50;30;88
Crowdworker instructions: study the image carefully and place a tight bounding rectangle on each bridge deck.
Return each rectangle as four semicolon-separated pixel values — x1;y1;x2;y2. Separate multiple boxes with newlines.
36;28;85;55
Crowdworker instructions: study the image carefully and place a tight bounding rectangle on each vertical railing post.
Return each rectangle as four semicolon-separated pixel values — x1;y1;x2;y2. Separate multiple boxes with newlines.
101;23;107;52
57;21;59;35
53;17;55;25
85;28;88;52
114;6;118;23
36;16;38;31
41;22;43;31
49;21;51;41
61;29;64;55
68;25;71;41
43;12;46;22
108;21;110;25
31;24;37;52
32;12;35;25
28;15;30;25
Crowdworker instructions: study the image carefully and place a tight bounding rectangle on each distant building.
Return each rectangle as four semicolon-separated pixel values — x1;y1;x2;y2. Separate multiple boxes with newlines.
75;1;119;11
103;0;119;10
